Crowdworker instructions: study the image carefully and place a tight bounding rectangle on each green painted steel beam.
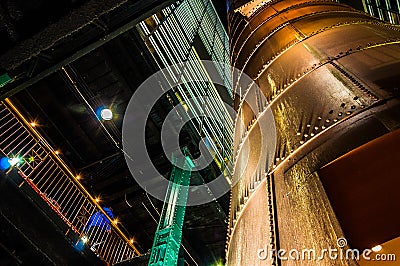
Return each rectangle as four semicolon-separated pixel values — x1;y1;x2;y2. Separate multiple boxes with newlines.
0;74;11;88
148;148;193;266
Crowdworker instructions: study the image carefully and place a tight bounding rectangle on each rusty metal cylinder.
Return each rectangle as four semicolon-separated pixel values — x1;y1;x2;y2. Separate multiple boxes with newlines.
227;0;400;265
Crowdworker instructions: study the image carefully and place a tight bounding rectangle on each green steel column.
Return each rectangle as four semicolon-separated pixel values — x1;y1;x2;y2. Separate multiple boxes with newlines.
0;73;11;88
148;148;194;266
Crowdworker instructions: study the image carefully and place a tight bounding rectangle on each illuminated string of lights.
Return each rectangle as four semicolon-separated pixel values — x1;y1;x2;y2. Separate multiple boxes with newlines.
0;100;141;260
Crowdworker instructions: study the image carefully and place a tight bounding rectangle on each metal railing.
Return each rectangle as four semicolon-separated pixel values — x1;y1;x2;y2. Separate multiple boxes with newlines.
0;99;140;265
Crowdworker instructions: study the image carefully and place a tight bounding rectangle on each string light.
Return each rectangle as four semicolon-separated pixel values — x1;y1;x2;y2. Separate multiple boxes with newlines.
0;156;25;170
9;156;23;166
9;157;20;166
81;236;88;244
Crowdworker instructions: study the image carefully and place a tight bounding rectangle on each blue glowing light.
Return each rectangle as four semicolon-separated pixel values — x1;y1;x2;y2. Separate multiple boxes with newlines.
95;106;106;120
84;207;114;232
73;236;90;252
0;157;11;170
95;106;113;120
73;238;85;252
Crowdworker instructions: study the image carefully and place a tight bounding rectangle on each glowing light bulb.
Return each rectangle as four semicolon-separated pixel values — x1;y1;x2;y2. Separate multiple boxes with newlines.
81;236;88;243
55;150;60;155
100;108;113;120
9;157;22;166
0;157;11;170
113;219;119;224
372;245;382;252
76;175;81;180
95;197;100;203
30;122;37;127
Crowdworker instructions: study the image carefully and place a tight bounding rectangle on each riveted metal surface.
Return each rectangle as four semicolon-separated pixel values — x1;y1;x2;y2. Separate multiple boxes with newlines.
233;4;354;67
228;0;400;265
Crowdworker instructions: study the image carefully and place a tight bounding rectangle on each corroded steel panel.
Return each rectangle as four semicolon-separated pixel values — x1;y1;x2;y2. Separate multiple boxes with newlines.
228;0;400;265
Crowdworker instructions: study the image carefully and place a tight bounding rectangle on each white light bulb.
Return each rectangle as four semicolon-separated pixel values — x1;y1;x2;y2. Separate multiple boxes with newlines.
8;157;21;166
81;236;88;243
100;108;113;120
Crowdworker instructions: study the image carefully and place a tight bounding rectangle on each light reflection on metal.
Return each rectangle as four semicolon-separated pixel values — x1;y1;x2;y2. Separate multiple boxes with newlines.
228;0;400;265
234;0;273;17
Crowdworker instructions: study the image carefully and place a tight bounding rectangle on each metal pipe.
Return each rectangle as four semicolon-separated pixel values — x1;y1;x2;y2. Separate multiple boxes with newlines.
227;0;400;265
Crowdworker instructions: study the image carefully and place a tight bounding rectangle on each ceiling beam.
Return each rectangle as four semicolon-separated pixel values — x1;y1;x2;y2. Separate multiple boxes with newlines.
0;0;176;100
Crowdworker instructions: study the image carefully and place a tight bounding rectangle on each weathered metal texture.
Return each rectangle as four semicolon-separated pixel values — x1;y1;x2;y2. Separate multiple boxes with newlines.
227;0;400;265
